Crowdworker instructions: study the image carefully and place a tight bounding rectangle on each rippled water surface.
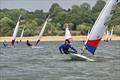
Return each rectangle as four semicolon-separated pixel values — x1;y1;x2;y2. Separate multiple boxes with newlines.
0;41;120;80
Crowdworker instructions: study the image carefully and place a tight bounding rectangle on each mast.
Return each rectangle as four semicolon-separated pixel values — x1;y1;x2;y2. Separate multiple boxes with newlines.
83;0;118;55
35;15;50;46
11;15;22;46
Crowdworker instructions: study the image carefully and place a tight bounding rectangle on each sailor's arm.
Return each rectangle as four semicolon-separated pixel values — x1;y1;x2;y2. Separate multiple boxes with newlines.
59;45;64;54
69;45;77;53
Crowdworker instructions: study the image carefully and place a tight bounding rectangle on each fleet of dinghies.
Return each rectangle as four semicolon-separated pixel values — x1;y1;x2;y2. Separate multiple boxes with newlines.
2;0;119;61
4;15;49;48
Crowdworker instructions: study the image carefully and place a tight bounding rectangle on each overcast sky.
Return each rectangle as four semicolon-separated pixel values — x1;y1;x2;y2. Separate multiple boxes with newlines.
0;0;98;12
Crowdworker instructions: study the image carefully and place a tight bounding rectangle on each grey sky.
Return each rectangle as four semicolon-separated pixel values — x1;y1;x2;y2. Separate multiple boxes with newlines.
0;0;97;12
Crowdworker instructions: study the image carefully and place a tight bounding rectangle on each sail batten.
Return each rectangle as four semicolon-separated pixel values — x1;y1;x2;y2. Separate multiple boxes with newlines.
85;0;118;54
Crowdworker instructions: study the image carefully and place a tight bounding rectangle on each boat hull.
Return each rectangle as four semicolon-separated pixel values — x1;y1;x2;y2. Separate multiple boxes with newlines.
69;53;95;61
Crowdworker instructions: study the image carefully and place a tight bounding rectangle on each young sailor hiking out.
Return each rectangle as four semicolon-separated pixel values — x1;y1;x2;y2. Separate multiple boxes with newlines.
59;39;77;54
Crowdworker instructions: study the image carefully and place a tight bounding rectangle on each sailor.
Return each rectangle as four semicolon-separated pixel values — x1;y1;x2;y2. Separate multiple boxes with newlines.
3;40;7;47
59;39;77;54
3;40;14;48
26;40;32;47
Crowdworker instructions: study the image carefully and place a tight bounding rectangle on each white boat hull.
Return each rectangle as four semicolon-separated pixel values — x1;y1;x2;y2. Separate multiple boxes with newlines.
69;53;95;61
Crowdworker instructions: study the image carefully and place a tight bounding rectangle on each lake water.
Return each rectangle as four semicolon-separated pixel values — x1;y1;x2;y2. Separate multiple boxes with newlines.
0;41;120;80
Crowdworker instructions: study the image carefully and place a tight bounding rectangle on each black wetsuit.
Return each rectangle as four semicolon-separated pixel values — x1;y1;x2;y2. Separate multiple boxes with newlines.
26;41;32;46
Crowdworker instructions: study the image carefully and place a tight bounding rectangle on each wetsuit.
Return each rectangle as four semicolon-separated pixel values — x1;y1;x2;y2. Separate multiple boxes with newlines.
59;44;77;54
26;41;32;46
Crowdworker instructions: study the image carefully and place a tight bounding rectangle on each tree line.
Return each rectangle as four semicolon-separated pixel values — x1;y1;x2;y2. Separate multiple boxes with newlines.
0;0;120;36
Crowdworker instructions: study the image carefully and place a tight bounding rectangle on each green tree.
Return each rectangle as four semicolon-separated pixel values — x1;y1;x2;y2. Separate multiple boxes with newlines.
76;23;92;35
21;20;38;36
49;3;64;16
92;0;106;13
80;3;91;10
0;17;15;36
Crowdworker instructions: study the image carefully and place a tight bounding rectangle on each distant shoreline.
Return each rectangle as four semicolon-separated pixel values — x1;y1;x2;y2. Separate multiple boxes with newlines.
0;35;120;42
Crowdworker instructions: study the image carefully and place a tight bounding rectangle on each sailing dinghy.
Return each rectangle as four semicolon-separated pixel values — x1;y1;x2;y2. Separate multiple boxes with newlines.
109;27;114;41
64;24;94;61
104;26;114;42
70;0;118;61
104;30;110;42
20;27;25;42
5;15;23;48
32;16;49;48
65;24;72;40
11;15;22;46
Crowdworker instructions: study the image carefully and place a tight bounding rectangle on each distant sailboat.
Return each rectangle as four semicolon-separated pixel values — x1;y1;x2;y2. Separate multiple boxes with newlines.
109;27;114;41
70;0;118;61
65;24;72;40
11;15;22;46
104;27;114;42
87;28;90;39
35;15;50;46
104;30;110;42
20;27;25;42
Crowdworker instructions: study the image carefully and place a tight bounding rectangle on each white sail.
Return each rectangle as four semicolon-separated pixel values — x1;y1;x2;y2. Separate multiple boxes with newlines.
35;16;49;46
65;24;72;40
20;27;25;42
12;15;22;46
84;0;118;54
87;28;90;39
105;30;110;41
109;27;114;40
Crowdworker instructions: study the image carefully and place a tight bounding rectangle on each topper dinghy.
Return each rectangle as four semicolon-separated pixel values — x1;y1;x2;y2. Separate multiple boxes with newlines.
69;0;118;61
